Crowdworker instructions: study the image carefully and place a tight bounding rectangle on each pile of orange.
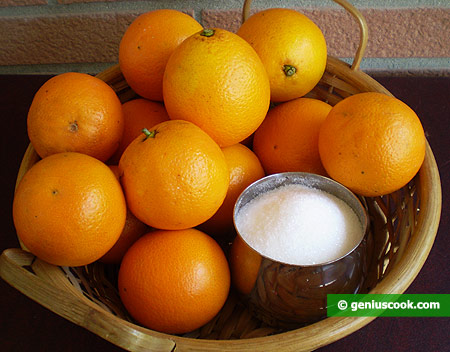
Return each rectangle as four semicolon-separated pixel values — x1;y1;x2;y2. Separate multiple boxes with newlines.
13;8;426;335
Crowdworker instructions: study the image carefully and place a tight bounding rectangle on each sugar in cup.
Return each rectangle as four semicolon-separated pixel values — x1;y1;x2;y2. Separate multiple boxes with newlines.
231;172;370;328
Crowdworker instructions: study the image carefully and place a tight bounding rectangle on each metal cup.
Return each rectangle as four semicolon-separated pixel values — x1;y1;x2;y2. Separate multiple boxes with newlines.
231;172;370;328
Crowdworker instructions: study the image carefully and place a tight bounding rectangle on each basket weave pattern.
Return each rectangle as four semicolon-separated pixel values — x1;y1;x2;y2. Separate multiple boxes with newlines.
0;0;441;351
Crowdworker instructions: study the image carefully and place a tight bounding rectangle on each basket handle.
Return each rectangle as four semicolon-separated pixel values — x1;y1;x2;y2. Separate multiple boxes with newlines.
0;248;176;352
241;0;368;71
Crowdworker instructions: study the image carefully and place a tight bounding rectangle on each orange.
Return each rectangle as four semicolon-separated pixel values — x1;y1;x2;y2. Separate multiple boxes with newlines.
118;228;230;334
163;28;271;147
12;152;127;267
253;97;332;176
119;9;203;101
99;166;149;264
108;98;169;164
27;72;124;162
237;8;327;102
119;120;229;230
229;234;261;295
199;143;265;237
319;92;426;197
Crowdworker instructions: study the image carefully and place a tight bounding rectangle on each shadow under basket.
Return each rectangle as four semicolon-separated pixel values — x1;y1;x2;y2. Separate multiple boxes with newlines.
0;0;442;350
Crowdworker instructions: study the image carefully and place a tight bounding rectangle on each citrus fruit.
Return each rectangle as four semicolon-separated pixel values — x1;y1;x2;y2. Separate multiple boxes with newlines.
163;28;271;147
119;9;203;101
319;92;426;197
237;8;327;102
119;120;229;230
27;72;124;162
108;98;169;164
253;97;332;175
229;234;261;295
118;228;230;334
99;165;149;264
13;152;127;267
199;143;265;237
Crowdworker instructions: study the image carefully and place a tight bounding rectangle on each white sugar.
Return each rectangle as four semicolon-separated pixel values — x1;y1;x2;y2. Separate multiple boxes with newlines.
235;184;363;265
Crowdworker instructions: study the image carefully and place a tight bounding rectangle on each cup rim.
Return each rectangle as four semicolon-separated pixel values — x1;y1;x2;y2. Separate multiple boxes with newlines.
232;172;369;267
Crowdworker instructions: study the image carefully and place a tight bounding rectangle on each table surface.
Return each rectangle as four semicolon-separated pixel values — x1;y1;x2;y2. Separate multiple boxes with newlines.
0;75;449;352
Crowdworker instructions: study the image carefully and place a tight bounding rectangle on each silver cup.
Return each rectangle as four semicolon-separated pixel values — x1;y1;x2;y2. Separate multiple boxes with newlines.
231;172;370;328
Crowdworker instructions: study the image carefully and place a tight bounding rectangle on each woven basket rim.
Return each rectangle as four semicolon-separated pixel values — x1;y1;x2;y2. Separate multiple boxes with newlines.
3;57;442;351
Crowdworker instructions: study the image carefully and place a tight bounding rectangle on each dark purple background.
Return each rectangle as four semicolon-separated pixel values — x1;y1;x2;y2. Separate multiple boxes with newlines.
1;75;449;351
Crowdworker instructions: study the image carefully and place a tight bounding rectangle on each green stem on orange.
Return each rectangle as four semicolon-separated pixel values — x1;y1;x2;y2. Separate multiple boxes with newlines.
283;64;297;77
200;29;215;37
142;128;157;140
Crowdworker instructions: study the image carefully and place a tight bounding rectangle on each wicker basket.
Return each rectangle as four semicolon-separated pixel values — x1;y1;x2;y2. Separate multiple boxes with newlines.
0;0;442;351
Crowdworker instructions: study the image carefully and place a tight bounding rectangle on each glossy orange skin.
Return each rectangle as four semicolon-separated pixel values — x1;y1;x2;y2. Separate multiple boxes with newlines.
118;228;230;334
229;235;262;296
119;120;229;230
99;165;149;264
199;143;265;238
27;72;124;162
253;97;332;176
108;98;169;164
119;10;203;101
319;92;426;196
13;152;127;266
237;8;327;102
163;28;271;147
